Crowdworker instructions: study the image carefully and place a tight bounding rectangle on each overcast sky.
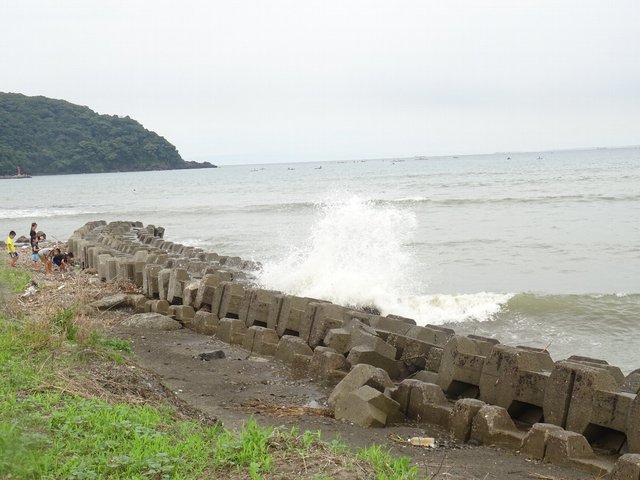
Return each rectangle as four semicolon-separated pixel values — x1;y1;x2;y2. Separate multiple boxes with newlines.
2;1;639;164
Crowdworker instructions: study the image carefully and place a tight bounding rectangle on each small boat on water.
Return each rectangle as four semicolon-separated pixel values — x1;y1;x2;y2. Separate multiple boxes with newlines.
0;166;31;179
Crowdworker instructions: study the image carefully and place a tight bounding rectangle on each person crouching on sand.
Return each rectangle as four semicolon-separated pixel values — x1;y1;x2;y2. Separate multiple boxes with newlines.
52;249;73;272
6;230;18;268
38;245;54;274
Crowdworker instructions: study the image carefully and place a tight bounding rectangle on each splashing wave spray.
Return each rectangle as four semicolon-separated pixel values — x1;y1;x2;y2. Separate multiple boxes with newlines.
258;195;512;325
258;196;418;310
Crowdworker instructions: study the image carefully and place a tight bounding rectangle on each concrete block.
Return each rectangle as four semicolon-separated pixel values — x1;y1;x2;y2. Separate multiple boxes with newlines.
544;430;606;474
172;305;195;328
407;325;455;346
105;257;119;281
470;405;524;449
181;280;200;308
157;268;172;300
346;345;406;380
213;282;246;320
274;295;319;336
479;345;553;424
191;311;219;335
438;335;499;399
369;315;416;336
412;370;440;384
450;398;486;443
622;369;640;395
149;299;170;315
141;300;153;313
275;335;314;365
543;359;625;449
328;363;394;408
391;379;451;428
117;259;135;281
389;379;424;416
194;272;231;309
324;328;352;354
425;347;445;373
167;268;190;304
309;347;350;385
301;302;348;348
521;423;564;460
384;333;440;372
566;355;625;385
216;317;247;345
325;319;397;359
627;393;640;453
335;385;401;428
97;254;112;280
243;326;279;356
407;381;450;428
241;289;283;329
290;353;312;376
609;454;640;480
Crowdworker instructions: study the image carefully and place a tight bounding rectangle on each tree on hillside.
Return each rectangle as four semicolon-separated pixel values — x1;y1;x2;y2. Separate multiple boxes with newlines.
0;92;215;175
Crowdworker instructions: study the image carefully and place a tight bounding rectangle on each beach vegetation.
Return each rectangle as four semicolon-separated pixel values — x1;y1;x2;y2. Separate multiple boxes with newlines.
0;263;423;479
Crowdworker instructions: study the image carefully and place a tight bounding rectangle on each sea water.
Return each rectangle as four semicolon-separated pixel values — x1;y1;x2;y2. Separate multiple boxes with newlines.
1;147;639;371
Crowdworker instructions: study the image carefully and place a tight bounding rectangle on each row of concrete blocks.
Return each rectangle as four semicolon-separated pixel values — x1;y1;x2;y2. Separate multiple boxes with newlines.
68;221;258;281
328;364;640;479
140;262;640;459
70;220;640;460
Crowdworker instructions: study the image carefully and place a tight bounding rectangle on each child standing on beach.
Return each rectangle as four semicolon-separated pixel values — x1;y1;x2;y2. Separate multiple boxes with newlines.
6;230;18;268
30;223;39;265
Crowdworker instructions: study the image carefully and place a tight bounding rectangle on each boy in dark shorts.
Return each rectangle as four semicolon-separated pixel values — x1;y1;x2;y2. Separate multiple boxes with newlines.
52;249;74;272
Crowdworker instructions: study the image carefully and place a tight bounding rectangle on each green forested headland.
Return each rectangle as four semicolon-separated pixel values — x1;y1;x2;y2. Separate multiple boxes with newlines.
0;92;215;175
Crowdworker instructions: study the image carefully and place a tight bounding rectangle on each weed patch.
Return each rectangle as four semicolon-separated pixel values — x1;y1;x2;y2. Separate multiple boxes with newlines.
0;263;423;479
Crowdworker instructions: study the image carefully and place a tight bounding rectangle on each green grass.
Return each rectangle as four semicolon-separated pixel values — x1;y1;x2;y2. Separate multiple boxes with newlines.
0;264;423;479
0;265;31;293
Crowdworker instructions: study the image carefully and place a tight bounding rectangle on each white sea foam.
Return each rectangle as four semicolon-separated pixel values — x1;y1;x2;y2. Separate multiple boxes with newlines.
257;195;513;325
258;195;420;310
377;292;514;325
0;207;98;219
259;197;512;325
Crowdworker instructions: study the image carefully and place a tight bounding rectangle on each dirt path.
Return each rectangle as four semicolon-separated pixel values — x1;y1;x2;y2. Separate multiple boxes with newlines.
114;325;595;480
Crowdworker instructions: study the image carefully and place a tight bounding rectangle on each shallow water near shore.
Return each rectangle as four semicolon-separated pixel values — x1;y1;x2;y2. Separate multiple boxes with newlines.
1;146;639;371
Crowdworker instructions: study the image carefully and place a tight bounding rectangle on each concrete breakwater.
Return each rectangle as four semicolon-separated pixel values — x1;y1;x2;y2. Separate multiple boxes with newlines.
69;220;640;479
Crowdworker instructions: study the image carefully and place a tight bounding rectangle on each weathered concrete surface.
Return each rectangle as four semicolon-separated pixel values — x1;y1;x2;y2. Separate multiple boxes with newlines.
242;326;279;356
450;398;486;443
275;335;313;365
309;347;350;385
608;454;640;480
346;345;406;380
544;430;609;475
470;405;524;449
301;302;348;348
122;313;182;331
191;310;219;335
334;385;403;428
328;364;394;408
216;317;247;345
439;335;499;399
241;288;282;329
521;423;564;460
543;359;631;454
479;345;553;424
273;296;320;336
